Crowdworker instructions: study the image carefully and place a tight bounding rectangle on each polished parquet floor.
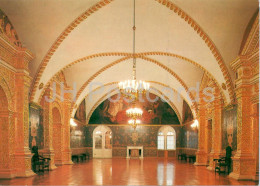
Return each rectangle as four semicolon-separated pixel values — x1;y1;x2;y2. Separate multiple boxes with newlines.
0;158;258;185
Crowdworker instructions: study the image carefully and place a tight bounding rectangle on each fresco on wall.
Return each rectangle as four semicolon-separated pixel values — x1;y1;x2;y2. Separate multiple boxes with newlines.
88;93;180;124
29;104;44;149
70;125;87;148
82;125;182;148
74;99;86;122
0;9;21;47
182;100;193;123
222;105;237;150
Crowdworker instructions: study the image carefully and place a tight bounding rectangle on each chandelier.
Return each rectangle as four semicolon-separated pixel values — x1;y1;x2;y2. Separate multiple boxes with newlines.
118;0;149;129
128;119;141;130
118;0;150;101
126;108;143;119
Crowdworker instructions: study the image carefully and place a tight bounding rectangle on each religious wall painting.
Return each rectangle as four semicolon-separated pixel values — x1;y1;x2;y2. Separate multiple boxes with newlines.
74;99;86;122
70;124;87;148
29;103;44;149
222;105;237;150
88;93;180;124
182;100;193;123
181;126;198;149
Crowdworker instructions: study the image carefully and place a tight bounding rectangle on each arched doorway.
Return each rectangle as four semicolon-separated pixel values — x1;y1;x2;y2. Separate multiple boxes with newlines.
157;126;176;157
52;107;62;165
93;125;112;158
0;86;9;170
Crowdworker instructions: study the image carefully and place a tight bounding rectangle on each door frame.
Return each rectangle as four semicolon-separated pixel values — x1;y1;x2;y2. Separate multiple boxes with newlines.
93;125;112;158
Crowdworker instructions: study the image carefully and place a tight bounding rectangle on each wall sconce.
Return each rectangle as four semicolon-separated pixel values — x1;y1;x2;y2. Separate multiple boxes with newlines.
191;119;199;130
70;118;77;127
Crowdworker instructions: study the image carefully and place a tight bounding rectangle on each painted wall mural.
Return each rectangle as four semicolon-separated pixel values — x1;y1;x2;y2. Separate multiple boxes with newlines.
181;126;198;149
29;103;44;149
222;105;237;150
74;99;86;122
88;93;180;124
70;125;87;148
71;125;182;148
182;100;193;123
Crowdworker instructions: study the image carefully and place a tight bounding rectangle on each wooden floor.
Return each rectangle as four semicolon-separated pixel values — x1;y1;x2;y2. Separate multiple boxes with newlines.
0;158;258;185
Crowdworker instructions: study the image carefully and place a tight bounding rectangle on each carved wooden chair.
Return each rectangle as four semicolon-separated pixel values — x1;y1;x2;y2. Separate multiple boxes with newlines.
31;146;50;173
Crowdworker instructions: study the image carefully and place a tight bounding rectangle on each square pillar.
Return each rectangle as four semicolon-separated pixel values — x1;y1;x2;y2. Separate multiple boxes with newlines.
195;101;208;166
229;56;256;180
13;49;35;178
41;88;57;170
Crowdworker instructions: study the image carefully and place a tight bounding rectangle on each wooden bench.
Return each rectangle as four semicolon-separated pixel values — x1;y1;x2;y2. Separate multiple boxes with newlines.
178;154;187;161
71;152;90;163
187;155;196;163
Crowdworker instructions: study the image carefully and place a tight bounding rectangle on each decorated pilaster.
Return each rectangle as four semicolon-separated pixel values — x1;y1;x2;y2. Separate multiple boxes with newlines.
195;97;207;166
41;87;57;170
208;87;224;170
250;54;259;181
229;56;255;180
251;102;259;180
14;49;35;177
62;88;74;164
0;110;16;178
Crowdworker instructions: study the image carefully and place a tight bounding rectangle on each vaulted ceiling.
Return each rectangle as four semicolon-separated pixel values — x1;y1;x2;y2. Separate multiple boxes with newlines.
0;0;258;120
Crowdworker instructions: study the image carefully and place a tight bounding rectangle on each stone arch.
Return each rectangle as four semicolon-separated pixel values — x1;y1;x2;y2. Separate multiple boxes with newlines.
0;82;14;177
36;51;227;106
70;56;198;116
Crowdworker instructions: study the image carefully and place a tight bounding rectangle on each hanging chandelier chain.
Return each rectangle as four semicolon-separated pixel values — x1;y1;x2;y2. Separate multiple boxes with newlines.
132;0;136;80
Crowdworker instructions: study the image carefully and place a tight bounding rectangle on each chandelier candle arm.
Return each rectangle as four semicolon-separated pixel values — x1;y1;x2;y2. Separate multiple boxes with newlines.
126;108;143;119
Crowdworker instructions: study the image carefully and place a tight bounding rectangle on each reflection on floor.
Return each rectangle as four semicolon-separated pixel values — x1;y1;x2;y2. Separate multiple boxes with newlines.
0;158;258;185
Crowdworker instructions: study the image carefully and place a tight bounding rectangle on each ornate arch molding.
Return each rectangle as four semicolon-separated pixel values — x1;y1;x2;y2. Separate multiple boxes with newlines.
0;75;14;111
30;0;114;101
155;0;235;103
37;52;227;107
84;86;183;125
31;0;234;104
140;52;227;104
67;55;198;115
